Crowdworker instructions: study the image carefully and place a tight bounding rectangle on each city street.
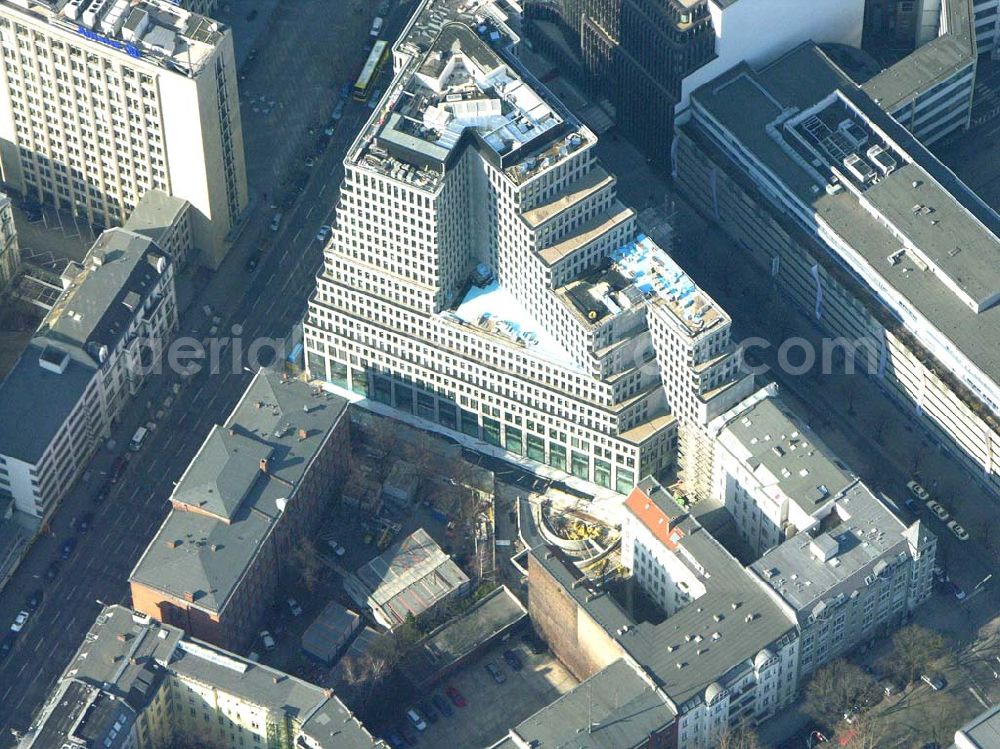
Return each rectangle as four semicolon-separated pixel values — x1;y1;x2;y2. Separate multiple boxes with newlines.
0;0;408;742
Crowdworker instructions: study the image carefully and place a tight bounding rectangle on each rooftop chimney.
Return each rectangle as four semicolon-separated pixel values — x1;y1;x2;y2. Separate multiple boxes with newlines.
297;429;307;441
183;591;195;603
259;457;270;474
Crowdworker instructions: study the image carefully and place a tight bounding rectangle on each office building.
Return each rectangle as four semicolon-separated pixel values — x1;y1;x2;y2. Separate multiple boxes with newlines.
0;190;17;291
304;0;753;495
676;41;1000;497
0;228;176;518
974;0;1000;55
129;369;350;651
523;0;865;163
0;0;248;267
18;604;383;749
859;0;977;145
122;188;192;269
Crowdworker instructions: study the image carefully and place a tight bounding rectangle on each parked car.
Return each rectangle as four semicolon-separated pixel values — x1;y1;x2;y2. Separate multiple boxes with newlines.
326;540;346;556
269;212;283;232
93;482;110;504
522;631;547;654
904;497;919;513
418;700;438;723
503;648;523;671
906;480;930;501
405;708;427;732
399;724;418;745
316;225;332;243
109;455;128;484
947;520;970;541
25;589;43;613
383;732;405;749
245;252;260;272
60;537;77;561
485;662;506;684
949;581;966;601
287;598;303;617
331;100;345;121
10;611;29;633
925;499;949;522
445;685;467;707
45;560;60;582
76;512;93;534
431;693;454;717
260;631;276;652
921;674;946;691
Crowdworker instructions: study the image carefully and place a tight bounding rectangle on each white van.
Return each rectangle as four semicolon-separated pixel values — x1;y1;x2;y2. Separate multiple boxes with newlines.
129;426;149;452
405;709;427;731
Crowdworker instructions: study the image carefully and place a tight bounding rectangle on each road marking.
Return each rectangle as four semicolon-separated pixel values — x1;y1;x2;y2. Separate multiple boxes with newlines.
319;183;328;197
293;228;303;243
306;205;315;219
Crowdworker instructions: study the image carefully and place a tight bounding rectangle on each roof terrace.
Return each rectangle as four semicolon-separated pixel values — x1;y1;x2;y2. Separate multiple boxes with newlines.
352;3;592;190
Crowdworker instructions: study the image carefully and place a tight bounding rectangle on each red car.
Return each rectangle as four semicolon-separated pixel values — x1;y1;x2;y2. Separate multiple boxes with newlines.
109;455;128;484
445;685;466;708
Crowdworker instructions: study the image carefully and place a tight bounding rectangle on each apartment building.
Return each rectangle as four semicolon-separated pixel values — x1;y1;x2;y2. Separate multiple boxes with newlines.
527;479;800;749
0;228;176;518
708;385;859;558
122;188;192;268
0;0;248;267
707;385;937;677
304;0;752;495
129;368;349;651
676;41;1000;497
0;190;16;291
18;604;383;749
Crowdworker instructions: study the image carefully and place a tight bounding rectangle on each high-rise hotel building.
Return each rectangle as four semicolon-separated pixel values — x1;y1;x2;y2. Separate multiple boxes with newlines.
304;0;751;494
0;0;247;267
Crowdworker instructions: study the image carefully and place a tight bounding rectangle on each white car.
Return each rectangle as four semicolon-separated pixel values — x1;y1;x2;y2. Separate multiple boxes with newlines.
10;611;29;633
947;520;970;541
326;539;346;556
287;598;303;617
925;499;950;522
260;630;276;652
315;225;331;243
906;480;930;502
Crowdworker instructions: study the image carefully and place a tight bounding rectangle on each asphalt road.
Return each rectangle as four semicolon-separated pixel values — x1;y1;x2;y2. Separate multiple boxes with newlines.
0;0;412;741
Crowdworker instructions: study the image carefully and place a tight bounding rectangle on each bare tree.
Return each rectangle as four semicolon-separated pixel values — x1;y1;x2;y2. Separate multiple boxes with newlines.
716;722;763;749
803;659;872;727
890;624;946;685
289;537;326;593
839;710;888;749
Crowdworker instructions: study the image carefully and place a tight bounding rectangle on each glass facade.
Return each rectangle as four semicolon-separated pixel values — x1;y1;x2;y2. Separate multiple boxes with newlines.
527;434;546;462
616;467;635;494
550;443;566;471
505;425;523;455
350;368;367;396
483;417;501;446
461;409;479;437
571;450;589;480
440;402;457;430
594;458;611;488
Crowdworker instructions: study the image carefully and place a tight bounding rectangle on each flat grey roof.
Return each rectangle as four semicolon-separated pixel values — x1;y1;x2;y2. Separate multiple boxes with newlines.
687;42;1000;412
402;585;526;687
956;704;1000;747
507;659;675;749
301;601;361;663
123;189;188;245
861;0;975;111
750;483;920;620
129;371;349;613
714;388;854;515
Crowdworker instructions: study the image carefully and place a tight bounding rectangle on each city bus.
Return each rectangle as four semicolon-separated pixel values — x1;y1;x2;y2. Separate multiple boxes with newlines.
353;40;389;102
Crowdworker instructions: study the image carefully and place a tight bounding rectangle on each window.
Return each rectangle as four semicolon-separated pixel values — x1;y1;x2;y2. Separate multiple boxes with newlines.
571;451;589;480
505;425;523;455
